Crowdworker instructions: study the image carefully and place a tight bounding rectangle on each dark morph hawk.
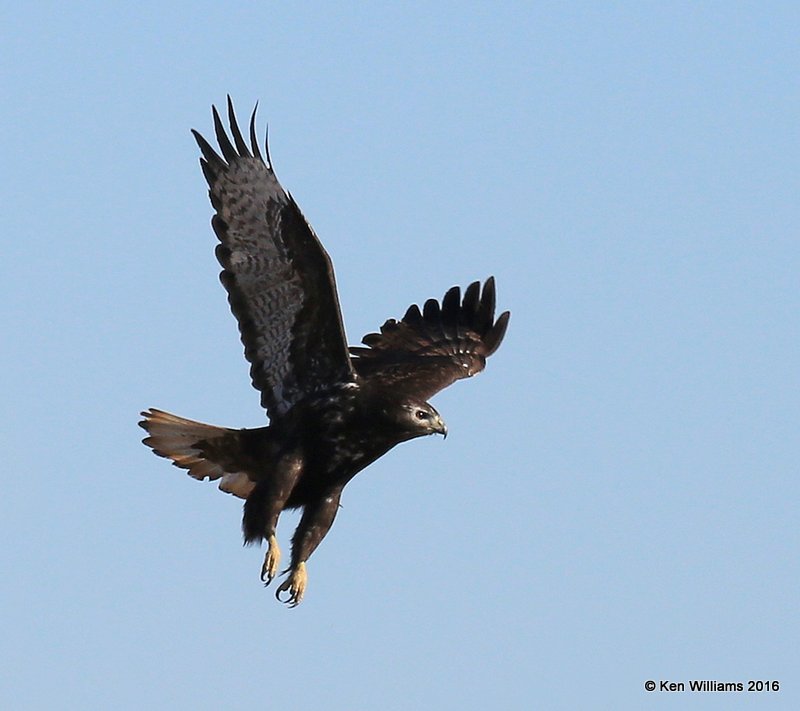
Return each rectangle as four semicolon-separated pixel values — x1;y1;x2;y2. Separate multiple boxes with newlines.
140;98;510;606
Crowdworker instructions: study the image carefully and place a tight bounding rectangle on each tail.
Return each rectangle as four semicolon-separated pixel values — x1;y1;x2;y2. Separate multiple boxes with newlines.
139;408;257;499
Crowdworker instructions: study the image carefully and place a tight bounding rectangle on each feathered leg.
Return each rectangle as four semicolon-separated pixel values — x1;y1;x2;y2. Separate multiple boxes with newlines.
242;452;303;585
276;489;342;607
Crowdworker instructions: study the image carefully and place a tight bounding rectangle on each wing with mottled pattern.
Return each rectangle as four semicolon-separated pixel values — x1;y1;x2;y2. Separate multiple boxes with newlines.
350;277;510;400
192;98;354;418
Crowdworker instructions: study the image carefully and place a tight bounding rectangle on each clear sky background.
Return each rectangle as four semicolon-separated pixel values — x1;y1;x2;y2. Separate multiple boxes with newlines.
2;2;798;709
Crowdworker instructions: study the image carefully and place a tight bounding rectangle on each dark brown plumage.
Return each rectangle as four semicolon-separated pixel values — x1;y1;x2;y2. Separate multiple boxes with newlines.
140;97;510;606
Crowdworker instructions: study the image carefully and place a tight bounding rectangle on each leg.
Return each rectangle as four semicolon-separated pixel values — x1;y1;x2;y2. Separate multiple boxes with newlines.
242;453;303;584
276;489;342;607
247;490;282;584
261;536;281;586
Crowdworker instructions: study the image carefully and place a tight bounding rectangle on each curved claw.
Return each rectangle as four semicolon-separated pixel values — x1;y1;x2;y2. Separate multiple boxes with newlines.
260;535;281;586
275;562;307;607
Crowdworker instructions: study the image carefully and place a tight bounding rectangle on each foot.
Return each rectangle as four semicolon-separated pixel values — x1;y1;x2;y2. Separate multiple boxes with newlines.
260;535;281;585
275;562;307;607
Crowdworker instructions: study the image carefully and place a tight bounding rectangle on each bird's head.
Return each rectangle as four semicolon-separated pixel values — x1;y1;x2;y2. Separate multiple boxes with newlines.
395;400;448;440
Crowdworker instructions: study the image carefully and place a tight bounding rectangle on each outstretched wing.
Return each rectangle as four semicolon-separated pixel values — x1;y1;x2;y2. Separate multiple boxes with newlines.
192;98;354;418
350;277;510;400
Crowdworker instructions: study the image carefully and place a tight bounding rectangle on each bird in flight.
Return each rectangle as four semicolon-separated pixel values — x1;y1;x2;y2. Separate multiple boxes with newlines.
140;98;510;606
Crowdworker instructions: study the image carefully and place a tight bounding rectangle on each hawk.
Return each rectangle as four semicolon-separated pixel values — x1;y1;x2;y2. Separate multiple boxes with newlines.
140;98;510;606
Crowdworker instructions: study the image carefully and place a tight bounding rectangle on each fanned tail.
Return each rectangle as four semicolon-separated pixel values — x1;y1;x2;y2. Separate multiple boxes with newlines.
139;408;256;499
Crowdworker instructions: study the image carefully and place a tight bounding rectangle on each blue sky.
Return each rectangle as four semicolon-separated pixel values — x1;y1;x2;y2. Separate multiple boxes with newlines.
2;2;798;709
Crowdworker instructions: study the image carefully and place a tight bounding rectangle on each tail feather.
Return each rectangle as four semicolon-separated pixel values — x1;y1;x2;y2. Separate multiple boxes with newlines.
139;408;256;499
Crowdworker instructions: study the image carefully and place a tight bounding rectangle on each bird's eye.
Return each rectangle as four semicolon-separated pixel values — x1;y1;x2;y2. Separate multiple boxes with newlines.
415;410;429;420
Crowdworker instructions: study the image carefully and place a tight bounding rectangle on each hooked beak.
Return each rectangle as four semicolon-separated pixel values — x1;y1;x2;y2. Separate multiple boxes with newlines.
434;415;448;439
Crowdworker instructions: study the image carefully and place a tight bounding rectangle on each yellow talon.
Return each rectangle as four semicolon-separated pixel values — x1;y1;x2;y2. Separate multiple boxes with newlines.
275;562;307;607
260;535;281;585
